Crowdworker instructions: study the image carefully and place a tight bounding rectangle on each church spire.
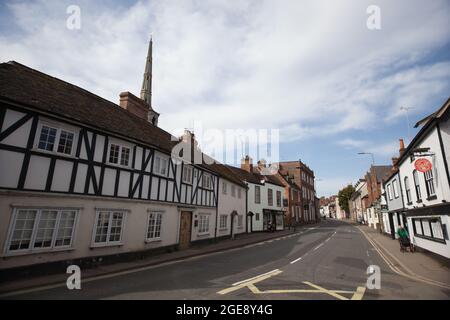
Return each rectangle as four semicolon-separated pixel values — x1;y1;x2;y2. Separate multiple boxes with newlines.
140;36;152;108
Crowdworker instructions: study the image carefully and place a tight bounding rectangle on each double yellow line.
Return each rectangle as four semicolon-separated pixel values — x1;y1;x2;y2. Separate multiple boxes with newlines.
357;226;450;290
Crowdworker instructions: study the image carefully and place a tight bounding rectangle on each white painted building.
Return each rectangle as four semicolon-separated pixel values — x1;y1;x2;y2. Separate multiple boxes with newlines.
227;157;285;232
213;164;248;239
395;98;450;259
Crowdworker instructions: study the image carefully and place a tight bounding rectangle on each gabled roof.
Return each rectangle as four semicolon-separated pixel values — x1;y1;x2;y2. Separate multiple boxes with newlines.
224;165;264;185
372;165;392;181
253;167;285;187
414;97;450;128
0;61;244;186
0;61;175;153
397;97;450;166
207;163;247;188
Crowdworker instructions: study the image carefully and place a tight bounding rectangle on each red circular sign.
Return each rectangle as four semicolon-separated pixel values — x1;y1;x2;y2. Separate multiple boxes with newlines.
415;158;432;173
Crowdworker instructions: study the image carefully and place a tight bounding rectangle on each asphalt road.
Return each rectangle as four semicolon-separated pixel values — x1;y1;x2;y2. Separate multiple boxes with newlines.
4;219;450;300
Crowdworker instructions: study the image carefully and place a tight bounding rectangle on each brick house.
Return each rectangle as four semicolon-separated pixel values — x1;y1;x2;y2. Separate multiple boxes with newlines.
277;160;319;223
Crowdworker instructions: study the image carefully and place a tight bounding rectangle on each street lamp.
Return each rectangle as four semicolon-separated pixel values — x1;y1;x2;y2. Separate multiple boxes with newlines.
357;152;375;165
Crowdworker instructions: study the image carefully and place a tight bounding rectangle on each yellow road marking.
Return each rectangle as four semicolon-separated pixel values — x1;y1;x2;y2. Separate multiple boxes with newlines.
217;269;283;295
218;272;366;300
356;226;450;290
351;286;366;300
302;281;349;300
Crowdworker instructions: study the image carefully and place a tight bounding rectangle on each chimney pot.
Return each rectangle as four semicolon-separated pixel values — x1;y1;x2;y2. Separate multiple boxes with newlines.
399;139;405;155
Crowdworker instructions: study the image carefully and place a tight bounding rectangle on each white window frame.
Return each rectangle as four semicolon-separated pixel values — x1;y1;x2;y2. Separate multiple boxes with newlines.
3;207;79;256
231;185;236;197
268;188;273;206
219;214;228;229
255;185;261;204
276;190;282;207
146;211;163;242
237;215;243;228
222;181;227;195
392;179;399;198
108;141;132;168
153;153;169;176
182;165;193;184
35;121;78;157
198;214;210;235
238;187;242;199
404;177;412;203
424;170;436;197
91;209;127;248
387;184;393;201
202;174;212;190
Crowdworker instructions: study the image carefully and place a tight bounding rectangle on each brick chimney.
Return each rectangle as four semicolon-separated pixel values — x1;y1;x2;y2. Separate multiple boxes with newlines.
119;91;150;121
241;155;253;173
399;139;405;156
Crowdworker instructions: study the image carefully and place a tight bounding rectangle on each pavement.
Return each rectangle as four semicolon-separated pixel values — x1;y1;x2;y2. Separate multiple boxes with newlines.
0;225;310;295
1;219;449;300
354;222;450;288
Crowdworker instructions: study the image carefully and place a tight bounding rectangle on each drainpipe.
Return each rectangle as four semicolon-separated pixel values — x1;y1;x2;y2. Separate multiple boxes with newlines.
214;177;220;241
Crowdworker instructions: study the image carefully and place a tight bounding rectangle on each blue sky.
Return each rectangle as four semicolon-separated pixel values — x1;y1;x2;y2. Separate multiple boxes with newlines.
1;0;449;196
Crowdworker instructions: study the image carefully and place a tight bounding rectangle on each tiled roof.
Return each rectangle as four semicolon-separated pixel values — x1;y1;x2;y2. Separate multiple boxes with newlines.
372;165;393;181
0;61;176;153
0;61;245;186
224;165;264;185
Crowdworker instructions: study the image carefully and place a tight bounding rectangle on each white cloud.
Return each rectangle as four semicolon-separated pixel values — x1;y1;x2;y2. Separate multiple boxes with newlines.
337;138;368;149
1;0;449;195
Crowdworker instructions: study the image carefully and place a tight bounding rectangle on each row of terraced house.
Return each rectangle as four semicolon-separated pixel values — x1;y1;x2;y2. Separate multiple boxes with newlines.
0;41;319;273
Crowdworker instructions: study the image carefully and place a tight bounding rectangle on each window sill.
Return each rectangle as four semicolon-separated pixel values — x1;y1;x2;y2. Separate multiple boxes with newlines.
90;242;123;249
416;200;422;203
426;195;437;201
107;162;131;170
32;148;75;159
197;233;210;237
219;228;228;231
414;234;446;244
145;238;162;244
2;247;75;258
407;202;412;206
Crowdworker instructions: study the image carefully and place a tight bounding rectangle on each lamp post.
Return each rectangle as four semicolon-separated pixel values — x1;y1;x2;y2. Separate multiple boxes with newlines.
357;152;375;165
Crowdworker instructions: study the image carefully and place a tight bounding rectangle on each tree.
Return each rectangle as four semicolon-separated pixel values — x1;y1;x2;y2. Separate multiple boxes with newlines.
338;185;355;214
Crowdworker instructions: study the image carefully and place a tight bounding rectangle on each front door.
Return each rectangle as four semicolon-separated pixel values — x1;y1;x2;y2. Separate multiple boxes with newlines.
179;211;192;249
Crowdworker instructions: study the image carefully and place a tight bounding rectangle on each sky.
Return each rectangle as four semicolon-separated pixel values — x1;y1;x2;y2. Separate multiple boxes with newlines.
1;0;449;197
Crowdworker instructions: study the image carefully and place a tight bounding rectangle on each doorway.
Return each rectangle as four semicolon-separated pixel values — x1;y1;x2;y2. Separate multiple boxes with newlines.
179;211;192;249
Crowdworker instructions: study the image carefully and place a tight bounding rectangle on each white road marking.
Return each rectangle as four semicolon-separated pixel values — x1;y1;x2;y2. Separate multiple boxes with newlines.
290;257;303;264
232;269;281;286
313;243;324;251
